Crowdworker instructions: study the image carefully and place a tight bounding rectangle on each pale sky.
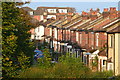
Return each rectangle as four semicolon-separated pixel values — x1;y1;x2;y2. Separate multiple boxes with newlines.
22;0;120;2
22;2;119;13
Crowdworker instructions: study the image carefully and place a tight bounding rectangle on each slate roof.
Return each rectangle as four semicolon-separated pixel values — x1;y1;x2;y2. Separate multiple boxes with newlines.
40;18;55;27
98;49;106;56
22;7;33;11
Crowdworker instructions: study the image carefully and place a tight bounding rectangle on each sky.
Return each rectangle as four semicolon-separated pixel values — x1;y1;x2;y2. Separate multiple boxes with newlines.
22;1;119;13
22;0;120;2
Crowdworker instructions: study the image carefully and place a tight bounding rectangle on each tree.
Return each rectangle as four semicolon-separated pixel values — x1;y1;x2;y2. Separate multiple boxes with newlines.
2;2;37;78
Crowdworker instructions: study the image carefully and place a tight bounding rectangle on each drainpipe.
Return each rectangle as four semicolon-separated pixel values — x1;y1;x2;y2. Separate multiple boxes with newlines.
62;28;63;53
106;33;108;71
44;26;45;49
57;27;58;52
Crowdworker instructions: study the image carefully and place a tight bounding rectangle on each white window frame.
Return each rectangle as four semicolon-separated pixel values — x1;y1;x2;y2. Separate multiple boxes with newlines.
80;33;82;44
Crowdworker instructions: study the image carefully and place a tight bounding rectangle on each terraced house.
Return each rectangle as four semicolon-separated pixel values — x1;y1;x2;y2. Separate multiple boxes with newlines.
22;7;120;75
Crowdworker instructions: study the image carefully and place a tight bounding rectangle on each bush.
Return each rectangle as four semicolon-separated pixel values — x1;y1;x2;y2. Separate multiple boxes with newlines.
17;53;113;78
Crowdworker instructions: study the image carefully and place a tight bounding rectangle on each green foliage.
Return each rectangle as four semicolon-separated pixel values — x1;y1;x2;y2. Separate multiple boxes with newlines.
92;55;98;67
89;71;113;78
2;2;35;78
17;52;113;78
37;48;52;68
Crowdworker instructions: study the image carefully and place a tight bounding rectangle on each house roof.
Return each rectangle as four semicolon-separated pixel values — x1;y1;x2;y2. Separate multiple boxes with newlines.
94;18;120;32
36;6;75;9
107;25;120;33
62;16;82;28
40;18;55;27
21;7;33;11
98;49;106;56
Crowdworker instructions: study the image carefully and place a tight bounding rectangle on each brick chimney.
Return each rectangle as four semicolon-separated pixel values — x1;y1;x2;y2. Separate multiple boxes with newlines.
118;11;120;18
102;8;110;18
81;11;89;20
90;11;98;20
67;13;73;21
104;8;109;12
96;8;100;12
110;7;116;11
90;8;93;12
109;7;117;19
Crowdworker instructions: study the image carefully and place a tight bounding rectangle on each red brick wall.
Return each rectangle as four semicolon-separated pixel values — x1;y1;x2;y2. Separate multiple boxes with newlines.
66;30;70;41
98;32;107;48
58;29;62;41
70;31;76;43
45;27;50;36
81;32;87;48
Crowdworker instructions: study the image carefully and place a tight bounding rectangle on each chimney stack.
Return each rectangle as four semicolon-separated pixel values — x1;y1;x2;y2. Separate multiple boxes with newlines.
67;13;73;21
110;7;116;11
109;7;117;19
104;8;109;12
82;11;89;20
90;11;98;20
96;8;100;12
102;8;109;18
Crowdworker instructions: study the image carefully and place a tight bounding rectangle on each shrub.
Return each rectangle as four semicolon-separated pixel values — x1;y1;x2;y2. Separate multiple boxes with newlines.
17;52;113;78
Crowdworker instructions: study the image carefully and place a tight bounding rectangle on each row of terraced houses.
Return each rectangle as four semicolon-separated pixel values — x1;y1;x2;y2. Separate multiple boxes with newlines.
22;6;120;75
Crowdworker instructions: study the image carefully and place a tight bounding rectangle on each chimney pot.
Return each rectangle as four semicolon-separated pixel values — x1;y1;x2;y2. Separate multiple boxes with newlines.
104;8;108;12
110;7;116;11
90;8;93;12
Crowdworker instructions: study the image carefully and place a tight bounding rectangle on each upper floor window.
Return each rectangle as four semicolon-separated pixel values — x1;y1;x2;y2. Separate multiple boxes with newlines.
29;11;33;15
103;60;106;65
47;9;56;13
109;35;113;48
58;9;67;13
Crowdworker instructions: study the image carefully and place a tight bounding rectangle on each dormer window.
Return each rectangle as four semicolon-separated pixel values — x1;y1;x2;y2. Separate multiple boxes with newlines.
47;9;56;13
59;9;67;13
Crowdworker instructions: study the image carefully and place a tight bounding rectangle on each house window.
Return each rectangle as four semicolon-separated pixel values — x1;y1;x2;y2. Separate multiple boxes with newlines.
47;9;56;13
61;10;64;13
29;11;33;15
103;60;106;65
109;35;113;48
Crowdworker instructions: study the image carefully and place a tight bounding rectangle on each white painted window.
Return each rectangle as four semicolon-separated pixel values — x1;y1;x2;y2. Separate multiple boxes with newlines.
50;28;52;36
47;9;56;13
91;32;94;46
76;32;79;42
54;28;57;39
58;9;67;13
80;33;82;44
103;60;106;65
29;11;33;15
40;15;44;21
